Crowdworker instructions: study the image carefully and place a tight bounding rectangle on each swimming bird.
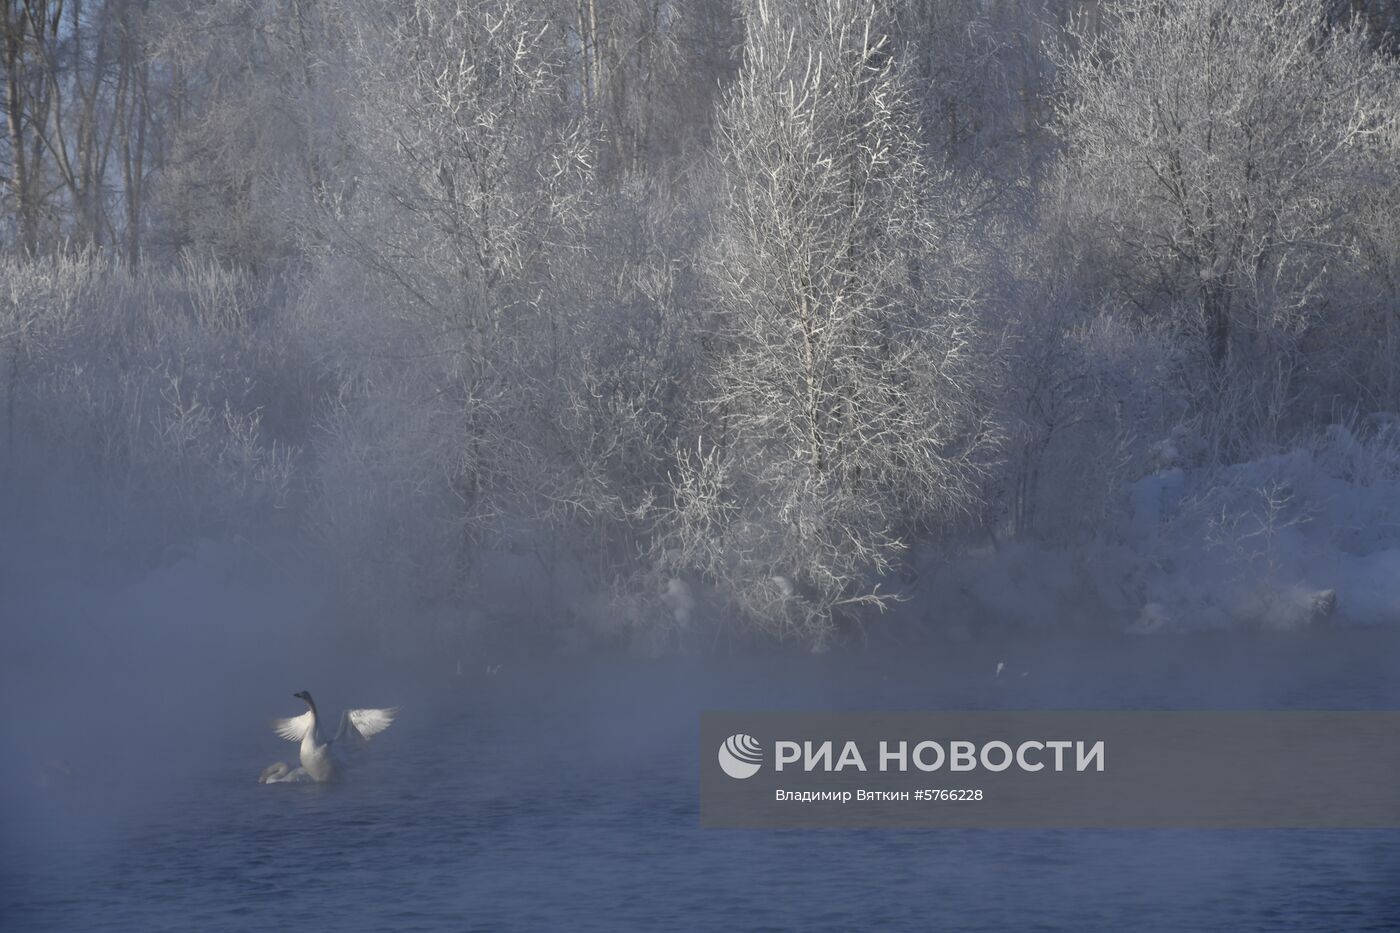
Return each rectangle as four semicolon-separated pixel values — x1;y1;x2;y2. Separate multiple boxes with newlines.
272;690;397;783
258;761;311;783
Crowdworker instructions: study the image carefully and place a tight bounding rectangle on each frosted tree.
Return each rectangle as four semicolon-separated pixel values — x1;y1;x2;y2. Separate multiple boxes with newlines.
299;0;595;595
151;0;355;268
895;0;1068;181
664;0;993;645
338;0;587;304
566;0;741;177
1054;0;1399;408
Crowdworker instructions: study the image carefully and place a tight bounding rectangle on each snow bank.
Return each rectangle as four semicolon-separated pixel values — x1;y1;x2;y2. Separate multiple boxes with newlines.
1127;421;1400;632
915;421;1400;637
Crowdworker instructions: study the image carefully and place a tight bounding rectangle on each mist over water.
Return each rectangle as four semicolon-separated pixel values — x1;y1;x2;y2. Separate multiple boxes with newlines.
4;512;1399;931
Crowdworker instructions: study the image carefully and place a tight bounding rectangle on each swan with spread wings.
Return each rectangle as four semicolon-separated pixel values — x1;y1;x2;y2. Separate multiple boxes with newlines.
261;690;397;783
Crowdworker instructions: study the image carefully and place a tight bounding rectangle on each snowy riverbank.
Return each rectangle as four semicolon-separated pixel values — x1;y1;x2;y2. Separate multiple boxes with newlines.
920;420;1400;637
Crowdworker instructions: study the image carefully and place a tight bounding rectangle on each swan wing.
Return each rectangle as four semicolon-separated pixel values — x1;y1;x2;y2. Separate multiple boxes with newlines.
273;710;315;742
337;707;397;743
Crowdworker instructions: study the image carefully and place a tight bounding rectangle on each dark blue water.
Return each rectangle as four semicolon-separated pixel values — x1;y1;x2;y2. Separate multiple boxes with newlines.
4;629;1400;931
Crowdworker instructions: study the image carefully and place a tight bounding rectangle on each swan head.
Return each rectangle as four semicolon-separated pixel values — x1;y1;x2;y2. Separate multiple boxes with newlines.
293;690;319;716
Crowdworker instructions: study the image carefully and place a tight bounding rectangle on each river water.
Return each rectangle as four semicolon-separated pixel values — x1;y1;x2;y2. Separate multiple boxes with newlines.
3;627;1400;931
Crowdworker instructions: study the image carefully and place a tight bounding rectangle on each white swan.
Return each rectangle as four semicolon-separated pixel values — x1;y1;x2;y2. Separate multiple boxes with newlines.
271;690;397;783
258;761;312;783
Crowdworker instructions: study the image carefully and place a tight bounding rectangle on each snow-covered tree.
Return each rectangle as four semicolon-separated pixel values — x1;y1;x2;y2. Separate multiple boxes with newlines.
298;0;595;596
664;0;994;644
149;0;354;268
1055;0;1399;383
